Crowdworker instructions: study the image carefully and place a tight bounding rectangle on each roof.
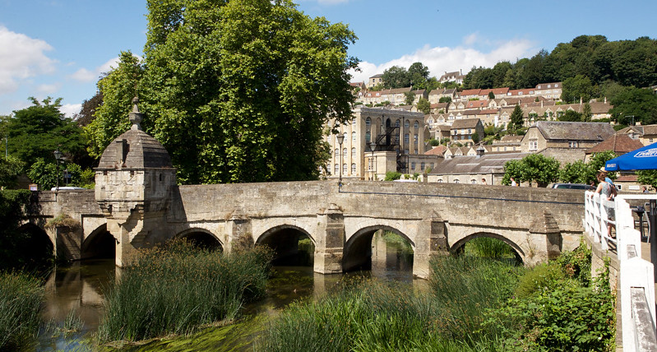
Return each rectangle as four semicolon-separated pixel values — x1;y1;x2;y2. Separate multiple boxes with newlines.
425;146;447;156
586;133;645;155
97;101;173;170
534;121;615;141
451;118;482;129
98;125;173;170
430;152;529;175
460;89;481;96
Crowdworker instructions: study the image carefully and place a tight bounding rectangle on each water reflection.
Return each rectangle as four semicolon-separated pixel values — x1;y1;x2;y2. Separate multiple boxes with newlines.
36;259;115;351
35;234;415;351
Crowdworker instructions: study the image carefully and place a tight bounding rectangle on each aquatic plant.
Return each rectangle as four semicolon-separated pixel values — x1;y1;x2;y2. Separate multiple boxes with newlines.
0;271;44;351
97;240;272;343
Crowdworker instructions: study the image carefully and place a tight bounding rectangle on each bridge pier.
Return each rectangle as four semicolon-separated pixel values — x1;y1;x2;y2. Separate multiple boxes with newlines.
413;212;449;278
314;204;344;274
526;210;563;266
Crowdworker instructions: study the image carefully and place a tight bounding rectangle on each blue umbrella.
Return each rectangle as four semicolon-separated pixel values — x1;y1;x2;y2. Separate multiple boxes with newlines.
605;141;657;171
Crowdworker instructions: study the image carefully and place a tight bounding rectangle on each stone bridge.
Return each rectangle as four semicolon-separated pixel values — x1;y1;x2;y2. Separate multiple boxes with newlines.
21;103;586;278
25;181;585;279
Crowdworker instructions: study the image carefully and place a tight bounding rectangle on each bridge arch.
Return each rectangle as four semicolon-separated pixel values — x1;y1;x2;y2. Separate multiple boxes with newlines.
343;225;415;272
81;224;116;260
16;223;54;264
175;228;224;252
257;225;315;266
450;231;525;264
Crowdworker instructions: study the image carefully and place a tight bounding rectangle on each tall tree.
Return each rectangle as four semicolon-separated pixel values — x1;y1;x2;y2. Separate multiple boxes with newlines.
382;66;410;89
7;97;85;166
84;51;143;159
609;87;657;125
509;104;524;133
138;0;358;184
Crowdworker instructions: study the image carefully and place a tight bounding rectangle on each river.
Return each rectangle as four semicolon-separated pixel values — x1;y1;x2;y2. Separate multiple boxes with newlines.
34;232;416;351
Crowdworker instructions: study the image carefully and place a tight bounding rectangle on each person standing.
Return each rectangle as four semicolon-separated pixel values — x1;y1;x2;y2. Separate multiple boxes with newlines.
510;177;518;187
593;170;616;238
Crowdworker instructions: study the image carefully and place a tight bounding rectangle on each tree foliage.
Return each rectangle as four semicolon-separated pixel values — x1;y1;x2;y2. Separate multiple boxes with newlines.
509;105;524;133
609;87;657;125
461;35;657;94
88;0;358;184
416;98;431;115
503;154;560;187
84;51;143;159
7;97;85;167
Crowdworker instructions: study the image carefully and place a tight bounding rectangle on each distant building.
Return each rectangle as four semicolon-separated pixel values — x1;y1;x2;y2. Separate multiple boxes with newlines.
428;152;529;185
367;74;383;89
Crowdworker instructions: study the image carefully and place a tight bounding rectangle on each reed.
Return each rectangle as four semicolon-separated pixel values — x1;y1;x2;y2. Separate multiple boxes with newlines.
0;271;44;352
97;240;272;343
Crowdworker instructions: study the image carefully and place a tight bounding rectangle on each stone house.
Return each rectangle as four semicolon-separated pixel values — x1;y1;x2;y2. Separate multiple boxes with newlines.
534;82;562;100
427;152;528;185
363;87;412;106
491;135;523;153
520;121;615;164
428;88;456;104
584;133;645;162
438;70;464;84
616;125;657;146
367;74;383;89
450;118;484;146
326;107;434;181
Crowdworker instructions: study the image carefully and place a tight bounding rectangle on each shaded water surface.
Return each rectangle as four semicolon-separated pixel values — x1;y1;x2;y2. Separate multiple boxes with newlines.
34;237;415;351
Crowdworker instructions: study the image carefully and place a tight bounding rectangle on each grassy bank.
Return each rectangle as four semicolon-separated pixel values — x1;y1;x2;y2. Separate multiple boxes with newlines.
257;244;615;351
97;241;272;343
0;271;44;352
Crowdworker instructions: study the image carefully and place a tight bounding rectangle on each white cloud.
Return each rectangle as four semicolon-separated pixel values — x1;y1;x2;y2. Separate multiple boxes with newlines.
349;37;538;83
70;68;96;82
60;103;81;118
0;26;56;95
36;83;60;95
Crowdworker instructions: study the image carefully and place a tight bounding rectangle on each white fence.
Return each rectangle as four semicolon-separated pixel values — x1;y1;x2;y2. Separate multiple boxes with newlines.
584;191;657;351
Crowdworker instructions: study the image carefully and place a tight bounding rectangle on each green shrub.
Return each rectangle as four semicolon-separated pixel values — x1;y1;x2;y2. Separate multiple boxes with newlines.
0;272;44;351
465;237;515;259
484;245;614;351
384;171;402;181
97;240;272;342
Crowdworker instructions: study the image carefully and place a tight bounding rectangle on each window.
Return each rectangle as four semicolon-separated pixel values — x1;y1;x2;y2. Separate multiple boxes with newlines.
414;121;419;129
404;120;410;129
529;140;538;151
352;118;356;126
421;162;425;171
411;162;416;170
365;117;371;127
334;164;339;175
569;141;579;148
351;147;356;158
352;131;356;141
404;134;409;145
395;120;400;127
334;148;339;157
365;131;371;143
351;163;356;174
343;163;347;174
343;148;347;158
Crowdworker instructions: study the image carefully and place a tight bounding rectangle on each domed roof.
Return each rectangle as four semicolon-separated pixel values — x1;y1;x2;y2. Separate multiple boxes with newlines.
96;99;173;170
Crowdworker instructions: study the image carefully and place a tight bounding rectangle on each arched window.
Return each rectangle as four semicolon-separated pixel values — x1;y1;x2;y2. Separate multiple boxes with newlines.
404;120;410;129
352;118;356;126
343;163;347;174
365;131;371;143
352;131;356;142
351;163;356;174
413;121;419;129
343;148;347;158
395;119;400;127
351;147;356;158
404;134;409;145
334;148;339;157
334;164;339;175
365;117;371;128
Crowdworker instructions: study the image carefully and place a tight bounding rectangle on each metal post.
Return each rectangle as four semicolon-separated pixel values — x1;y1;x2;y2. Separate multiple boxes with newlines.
337;134;344;187
650;199;657;282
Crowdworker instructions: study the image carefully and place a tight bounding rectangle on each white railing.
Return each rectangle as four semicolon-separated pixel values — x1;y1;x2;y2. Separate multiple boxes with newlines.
584;191;657;351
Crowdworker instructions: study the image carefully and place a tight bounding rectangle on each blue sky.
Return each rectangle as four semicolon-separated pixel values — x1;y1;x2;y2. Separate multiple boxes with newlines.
1;0;655;118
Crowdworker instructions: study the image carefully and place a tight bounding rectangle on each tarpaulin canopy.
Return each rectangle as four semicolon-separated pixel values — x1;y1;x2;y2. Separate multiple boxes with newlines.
605;142;657;171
